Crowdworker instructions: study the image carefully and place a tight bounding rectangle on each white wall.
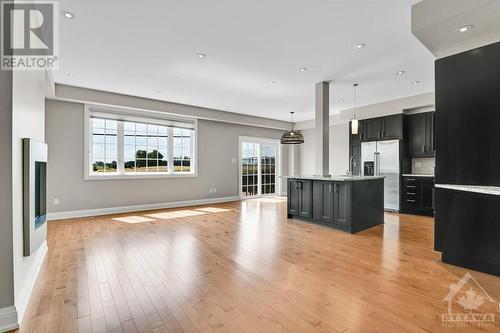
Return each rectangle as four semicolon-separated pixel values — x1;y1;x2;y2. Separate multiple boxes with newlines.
12;70;49;322
0;62;14;314
299;123;350;176
45;99;289;215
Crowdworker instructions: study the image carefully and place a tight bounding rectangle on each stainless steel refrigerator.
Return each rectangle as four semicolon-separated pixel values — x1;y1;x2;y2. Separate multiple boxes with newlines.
361;140;400;211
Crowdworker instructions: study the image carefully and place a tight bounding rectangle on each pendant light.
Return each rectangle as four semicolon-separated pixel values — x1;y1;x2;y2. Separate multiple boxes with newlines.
351;83;359;135
281;112;304;144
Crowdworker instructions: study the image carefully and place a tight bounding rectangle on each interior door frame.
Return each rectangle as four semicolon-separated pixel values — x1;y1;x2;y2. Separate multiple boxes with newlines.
238;136;281;199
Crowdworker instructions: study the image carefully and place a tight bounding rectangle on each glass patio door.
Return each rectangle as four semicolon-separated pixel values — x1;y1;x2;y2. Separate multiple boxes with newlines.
240;138;279;198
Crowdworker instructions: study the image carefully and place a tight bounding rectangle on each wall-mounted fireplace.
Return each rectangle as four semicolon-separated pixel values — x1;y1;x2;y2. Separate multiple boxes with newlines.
23;139;48;256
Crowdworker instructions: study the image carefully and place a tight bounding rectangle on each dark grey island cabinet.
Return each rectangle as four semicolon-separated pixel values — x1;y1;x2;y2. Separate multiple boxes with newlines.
287;176;385;234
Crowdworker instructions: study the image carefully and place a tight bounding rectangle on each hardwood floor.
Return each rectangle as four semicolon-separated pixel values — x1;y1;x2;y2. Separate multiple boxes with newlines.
16;197;500;333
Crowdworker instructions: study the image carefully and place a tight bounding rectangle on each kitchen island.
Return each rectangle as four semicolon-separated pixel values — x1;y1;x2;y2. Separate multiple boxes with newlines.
287;176;384;234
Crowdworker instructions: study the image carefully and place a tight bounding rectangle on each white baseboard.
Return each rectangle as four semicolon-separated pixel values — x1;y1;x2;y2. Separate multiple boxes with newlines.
0;306;18;332
15;241;48;323
47;196;241;221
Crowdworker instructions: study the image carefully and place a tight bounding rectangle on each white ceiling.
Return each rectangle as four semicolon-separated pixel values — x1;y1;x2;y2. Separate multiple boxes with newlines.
412;0;500;58
56;0;435;122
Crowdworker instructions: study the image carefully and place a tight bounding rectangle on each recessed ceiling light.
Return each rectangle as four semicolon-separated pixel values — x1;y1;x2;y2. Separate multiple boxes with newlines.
157;90;165;94
455;25;474;33
197;53;206;58
297;67;307;72
396;70;406;76
354;43;366;49
337;99;345;103
269;81;276;85
64;73;75;78
411;80;420;85
61;11;75;19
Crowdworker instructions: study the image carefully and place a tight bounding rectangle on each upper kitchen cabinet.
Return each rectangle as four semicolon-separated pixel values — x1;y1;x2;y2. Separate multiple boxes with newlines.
362;118;383;141
381;114;403;140
360;114;403;142
405;112;435;157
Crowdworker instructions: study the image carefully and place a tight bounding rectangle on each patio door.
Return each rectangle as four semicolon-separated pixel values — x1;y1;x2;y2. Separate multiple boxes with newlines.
239;137;280;198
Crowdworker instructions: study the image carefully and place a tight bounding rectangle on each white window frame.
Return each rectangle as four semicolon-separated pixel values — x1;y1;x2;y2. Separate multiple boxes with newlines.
84;105;198;180
238;136;281;199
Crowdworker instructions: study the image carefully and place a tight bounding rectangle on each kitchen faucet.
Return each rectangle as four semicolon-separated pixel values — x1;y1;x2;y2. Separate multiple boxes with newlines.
347;155;357;176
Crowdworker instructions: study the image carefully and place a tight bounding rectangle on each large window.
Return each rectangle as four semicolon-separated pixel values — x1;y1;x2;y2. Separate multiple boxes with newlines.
85;106;196;179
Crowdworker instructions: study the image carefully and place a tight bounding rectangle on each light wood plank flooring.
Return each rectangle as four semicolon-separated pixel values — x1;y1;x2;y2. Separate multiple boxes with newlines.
15;197;500;333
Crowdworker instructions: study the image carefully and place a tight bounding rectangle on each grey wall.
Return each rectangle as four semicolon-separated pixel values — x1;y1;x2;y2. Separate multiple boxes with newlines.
46;99;288;213
299;123;350;176
0;63;14;310
55;84;290;130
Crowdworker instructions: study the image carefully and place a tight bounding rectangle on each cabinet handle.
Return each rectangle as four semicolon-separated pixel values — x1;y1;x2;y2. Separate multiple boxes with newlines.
406;185;416;188
406;192;416;195
406;199;416;203
405;178;416;181
329;184;334;193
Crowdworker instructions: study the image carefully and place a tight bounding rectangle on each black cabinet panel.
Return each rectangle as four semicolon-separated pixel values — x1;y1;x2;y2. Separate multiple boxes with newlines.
407;113;425;157
400;176;434;216
313;182;334;224
299;180;312;219
425;112;435;156
435;41;500;186
363;118;382;141
420;178;434;214
405;112;435;157
333;183;349;227
287;180;300;216
435;188;500;276
381;114;403;140
287;178;384;234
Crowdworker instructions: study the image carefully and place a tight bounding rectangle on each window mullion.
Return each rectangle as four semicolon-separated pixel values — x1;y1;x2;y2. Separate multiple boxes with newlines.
117;121;124;174
167;127;174;174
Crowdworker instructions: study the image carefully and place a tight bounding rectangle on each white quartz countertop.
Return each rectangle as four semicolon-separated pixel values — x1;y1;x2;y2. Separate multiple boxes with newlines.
402;174;435;178
282;175;385;182
435;184;500;196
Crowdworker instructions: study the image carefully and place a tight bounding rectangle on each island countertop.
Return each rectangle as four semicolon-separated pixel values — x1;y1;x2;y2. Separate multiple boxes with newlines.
282;175;385;182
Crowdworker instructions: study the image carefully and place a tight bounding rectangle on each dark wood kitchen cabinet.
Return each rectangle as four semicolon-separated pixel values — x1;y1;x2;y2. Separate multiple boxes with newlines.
333;182;350;227
363;118;382;141
287;179;312;219
312;182;334;224
406;112;435;157
288;178;384;234
360;114;403;142
400;176;434;216
381;114;403;140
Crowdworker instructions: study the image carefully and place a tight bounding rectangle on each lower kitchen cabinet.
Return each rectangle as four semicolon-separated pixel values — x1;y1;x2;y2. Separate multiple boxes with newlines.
400;176;434;216
312;181;334;224
333;182;350;227
288;178;383;234
288;179;312;219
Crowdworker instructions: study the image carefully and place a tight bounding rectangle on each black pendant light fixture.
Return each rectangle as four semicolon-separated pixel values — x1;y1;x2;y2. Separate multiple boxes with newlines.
281;112;304;144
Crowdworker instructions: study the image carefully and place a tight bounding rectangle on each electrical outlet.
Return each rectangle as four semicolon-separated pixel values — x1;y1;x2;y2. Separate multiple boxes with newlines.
231;158;236;163
53;198;59;206
212;188;217;193
415;162;422;168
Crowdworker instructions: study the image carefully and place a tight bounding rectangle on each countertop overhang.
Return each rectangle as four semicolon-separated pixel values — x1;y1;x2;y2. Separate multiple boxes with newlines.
283;175;385;182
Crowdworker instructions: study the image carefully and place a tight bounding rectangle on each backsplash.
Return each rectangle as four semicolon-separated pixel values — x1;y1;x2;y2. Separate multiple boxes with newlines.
412;157;435;175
